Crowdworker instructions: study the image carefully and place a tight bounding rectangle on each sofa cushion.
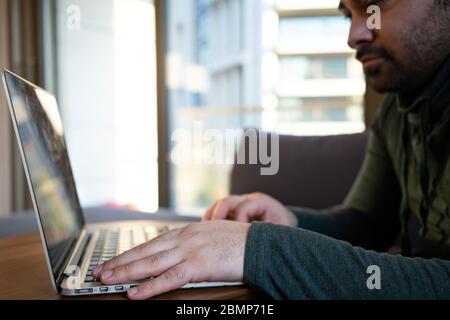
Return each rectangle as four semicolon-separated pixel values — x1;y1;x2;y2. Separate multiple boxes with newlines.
230;132;367;209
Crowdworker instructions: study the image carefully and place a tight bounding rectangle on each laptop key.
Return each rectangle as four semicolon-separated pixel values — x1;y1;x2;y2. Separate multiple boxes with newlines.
85;276;95;282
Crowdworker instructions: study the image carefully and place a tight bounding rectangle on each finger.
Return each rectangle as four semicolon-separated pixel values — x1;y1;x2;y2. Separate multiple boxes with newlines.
210;196;246;221
93;228;182;277
127;262;191;300
234;200;263;223
100;248;182;284
202;200;220;221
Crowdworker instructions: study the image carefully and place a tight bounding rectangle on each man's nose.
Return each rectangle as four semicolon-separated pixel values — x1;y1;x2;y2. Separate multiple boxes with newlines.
347;15;375;50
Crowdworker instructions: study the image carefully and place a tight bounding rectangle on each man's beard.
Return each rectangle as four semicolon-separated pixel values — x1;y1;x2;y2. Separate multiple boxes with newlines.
363;47;448;97
362;9;450;97
364;58;412;94
357;46;407;93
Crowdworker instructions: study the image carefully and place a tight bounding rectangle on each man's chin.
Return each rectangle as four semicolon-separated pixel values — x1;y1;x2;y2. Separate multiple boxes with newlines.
363;60;402;93
367;77;394;93
366;70;403;94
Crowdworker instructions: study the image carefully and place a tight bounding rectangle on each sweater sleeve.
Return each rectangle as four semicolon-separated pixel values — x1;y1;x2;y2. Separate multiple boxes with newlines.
243;222;450;300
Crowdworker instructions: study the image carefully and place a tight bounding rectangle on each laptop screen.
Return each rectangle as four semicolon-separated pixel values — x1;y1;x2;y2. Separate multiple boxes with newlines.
3;71;85;281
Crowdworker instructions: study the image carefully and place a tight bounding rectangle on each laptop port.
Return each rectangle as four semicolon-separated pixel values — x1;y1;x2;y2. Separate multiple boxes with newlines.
75;288;93;294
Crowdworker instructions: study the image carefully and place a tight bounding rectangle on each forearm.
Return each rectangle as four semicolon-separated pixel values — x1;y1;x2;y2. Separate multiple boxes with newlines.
244;222;450;300
291;206;364;237
290;206;397;251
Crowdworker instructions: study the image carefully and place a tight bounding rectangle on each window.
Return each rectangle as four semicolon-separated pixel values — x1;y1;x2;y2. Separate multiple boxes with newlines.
43;0;159;212
279;97;363;122
280;55;349;81
278;16;350;53
165;0;366;214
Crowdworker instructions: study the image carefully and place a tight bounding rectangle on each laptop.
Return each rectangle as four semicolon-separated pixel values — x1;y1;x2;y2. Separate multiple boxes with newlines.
2;69;241;296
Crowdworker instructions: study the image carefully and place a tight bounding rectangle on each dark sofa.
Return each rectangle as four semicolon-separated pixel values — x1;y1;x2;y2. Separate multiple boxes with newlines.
230;132;368;209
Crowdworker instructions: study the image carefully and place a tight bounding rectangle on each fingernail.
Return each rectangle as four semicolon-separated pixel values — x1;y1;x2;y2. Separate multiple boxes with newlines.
128;287;138;297
102;269;113;279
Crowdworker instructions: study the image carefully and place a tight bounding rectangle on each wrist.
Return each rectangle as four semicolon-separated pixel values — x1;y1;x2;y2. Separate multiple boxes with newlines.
286;208;298;227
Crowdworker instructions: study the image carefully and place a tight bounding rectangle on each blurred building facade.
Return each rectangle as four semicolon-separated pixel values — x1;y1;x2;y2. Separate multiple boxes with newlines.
166;0;366;212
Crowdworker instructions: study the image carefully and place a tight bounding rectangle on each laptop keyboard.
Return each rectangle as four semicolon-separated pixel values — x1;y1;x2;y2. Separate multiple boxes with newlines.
85;225;170;283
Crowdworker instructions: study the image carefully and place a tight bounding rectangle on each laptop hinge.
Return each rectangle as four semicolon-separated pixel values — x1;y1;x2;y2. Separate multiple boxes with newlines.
56;228;92;289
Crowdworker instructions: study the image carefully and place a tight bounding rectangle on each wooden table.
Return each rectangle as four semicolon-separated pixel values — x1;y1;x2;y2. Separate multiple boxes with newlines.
0;233;264;300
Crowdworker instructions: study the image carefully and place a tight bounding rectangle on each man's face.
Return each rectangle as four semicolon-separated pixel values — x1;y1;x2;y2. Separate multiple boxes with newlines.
339;0;450;95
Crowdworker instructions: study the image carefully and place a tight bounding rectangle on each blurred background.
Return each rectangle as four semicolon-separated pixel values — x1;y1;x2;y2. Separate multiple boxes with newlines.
0;0;383;218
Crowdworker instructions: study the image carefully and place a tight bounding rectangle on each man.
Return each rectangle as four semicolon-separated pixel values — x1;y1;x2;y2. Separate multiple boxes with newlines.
93;0;450;299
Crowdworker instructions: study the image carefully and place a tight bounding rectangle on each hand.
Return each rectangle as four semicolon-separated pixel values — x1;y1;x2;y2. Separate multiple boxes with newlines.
92;220;250;300
203;193;298;227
